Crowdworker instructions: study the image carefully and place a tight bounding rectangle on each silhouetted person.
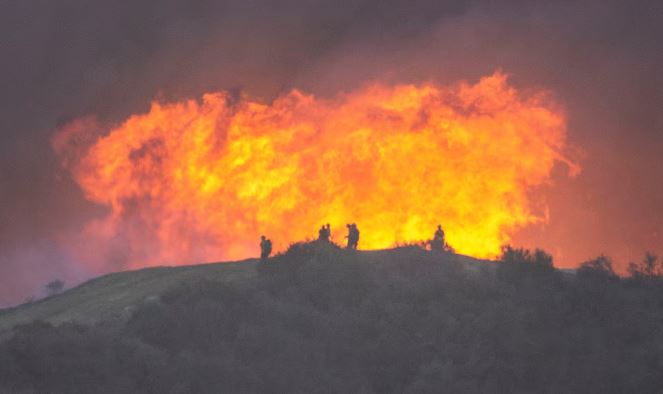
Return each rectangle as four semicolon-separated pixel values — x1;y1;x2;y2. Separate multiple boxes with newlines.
346;223;359;249
431;224;445;251
318;223;331;242
260;235;272;260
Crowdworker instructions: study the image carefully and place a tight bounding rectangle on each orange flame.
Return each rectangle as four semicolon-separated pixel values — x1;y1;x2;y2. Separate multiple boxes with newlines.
54;72;577;269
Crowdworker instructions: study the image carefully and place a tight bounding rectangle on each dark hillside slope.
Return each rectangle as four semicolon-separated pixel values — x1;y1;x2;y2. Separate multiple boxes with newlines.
0;259;258;333
1;242;662;394
0;247;485;332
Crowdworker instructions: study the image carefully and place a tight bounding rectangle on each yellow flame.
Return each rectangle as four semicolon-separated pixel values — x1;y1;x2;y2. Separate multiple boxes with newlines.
54;72;576;268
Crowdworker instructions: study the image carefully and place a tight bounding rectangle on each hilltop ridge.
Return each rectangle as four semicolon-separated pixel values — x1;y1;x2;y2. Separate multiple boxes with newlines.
0;244;487;332
2;242;662;394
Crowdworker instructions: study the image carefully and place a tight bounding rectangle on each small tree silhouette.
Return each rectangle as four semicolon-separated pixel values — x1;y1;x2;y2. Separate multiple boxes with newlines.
497;246;556;285
500;246;553;269
45;280;65;297
627;252;661;279
577;255;617;282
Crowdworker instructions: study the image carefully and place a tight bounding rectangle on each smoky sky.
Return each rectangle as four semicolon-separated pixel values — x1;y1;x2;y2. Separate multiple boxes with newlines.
1;0;662;305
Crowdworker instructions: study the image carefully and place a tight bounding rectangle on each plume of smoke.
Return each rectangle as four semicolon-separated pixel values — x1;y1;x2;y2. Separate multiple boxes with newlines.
0;0;662;304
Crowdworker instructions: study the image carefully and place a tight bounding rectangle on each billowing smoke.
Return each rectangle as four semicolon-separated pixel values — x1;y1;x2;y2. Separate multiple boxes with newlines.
1;0;661;305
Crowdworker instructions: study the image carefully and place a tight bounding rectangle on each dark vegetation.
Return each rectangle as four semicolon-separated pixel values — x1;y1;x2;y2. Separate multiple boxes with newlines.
2;242;663;393
44;280;65;297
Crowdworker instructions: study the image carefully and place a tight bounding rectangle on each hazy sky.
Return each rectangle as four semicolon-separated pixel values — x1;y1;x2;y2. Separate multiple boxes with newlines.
1;0;662;305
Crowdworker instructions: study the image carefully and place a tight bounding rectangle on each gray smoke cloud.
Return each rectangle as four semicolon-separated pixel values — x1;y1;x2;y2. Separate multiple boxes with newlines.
1;0;662;305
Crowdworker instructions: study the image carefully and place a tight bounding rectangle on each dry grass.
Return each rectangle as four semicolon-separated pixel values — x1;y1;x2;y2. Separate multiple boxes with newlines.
0;259;258;333
0;249;491;333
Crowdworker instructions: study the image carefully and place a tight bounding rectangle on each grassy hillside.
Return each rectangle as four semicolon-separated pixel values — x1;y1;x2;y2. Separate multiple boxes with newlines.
0;259;258;333
0;246;485;332
1;242;662;394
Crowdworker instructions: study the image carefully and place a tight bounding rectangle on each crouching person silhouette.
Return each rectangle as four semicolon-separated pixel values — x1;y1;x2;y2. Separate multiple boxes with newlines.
431;224;445;251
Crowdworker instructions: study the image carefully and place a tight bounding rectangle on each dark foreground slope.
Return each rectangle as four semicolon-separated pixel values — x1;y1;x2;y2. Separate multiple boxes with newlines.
1;242;662;393
0;259;259;333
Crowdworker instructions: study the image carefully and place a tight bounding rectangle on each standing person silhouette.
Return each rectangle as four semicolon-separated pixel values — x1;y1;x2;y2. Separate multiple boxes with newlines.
260;235;272;260
318;224;329;242
351;224;360;249
318;224;331;242
346;223;359;249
